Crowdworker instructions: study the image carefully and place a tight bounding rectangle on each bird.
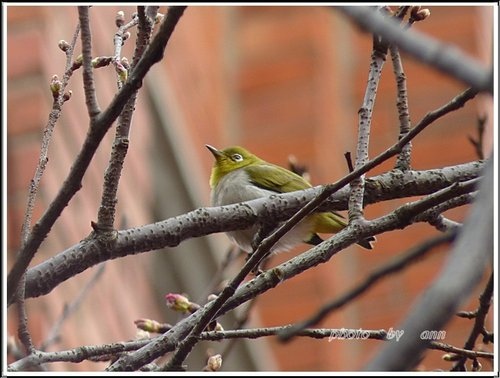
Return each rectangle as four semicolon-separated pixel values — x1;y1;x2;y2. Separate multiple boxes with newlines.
206;144;375;254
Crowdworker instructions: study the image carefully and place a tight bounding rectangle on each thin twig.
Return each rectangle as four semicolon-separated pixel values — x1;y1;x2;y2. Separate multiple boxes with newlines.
428;341;493;361
452;273;494;371
40;264;106;351
417;193;475;232
14;22;82;355
15;276;33;354
391;45;412;170
467;115;486;160
201;327;494;362
95;6;155;232
9;324;492;372
8;337;156;371
78;6;101;119
349;8;388;222
7;5;187;305
278;231;456;341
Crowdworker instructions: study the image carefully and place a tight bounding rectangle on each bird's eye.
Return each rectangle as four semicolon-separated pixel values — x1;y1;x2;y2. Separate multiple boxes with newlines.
231;153;243;162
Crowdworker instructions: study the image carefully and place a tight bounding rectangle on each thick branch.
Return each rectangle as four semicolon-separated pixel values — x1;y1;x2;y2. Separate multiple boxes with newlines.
22;161;483;300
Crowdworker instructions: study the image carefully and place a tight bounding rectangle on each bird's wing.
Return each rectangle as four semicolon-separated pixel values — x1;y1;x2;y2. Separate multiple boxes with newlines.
245;164;311;193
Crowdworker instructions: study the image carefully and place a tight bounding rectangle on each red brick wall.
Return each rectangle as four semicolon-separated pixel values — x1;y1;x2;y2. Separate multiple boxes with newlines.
7;5;494;372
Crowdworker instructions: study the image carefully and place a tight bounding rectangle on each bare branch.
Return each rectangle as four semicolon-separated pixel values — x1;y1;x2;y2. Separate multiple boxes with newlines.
365;156;493;371
278;232;456;341
23;161;484;301
95;6;156;232
349;8;388;222
106;173;478;371
14;22;82;355
7;5;187;305
78;6;101;119
8;337;154;371
451;273;494;370
468;115;486;160
227;87;478;266
337;6;493;93
391;45;412;170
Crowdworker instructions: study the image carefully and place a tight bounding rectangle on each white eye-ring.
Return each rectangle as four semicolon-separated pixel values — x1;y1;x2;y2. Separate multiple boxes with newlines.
232;153;243;162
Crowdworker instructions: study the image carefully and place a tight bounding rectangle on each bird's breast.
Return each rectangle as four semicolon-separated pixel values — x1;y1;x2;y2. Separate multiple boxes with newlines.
211;169;275;206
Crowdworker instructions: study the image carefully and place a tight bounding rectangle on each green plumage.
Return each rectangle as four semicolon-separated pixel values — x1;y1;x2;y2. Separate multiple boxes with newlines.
206;145;375;252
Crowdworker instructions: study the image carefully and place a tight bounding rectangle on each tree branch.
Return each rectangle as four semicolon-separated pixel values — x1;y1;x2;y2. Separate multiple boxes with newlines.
337;6;493;93
349;7;388;222
278;231;456;341
22;161;483;301
451;272;494;371
364;156;493;371
78;6;101;119
95;6;155;231
391;45;412;170
7;5;187;305
105;172;478;371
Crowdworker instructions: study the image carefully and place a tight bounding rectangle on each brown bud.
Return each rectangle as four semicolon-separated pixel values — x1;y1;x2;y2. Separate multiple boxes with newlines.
415;9;431;21
471;359;482;372
63;90;72;102
115;11;125;27
410;6;421;18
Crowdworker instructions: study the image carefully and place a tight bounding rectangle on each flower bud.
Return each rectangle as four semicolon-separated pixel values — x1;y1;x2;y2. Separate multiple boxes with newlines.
442;353;461;361
115;62;128;83
135;318;160;333
63;90;72;102
165;293;192;313
58;40;71;52
50;75;62;98
471;359;482;372
115;11;125;27
121;57;130;70
205;354;222;371
155;13;164;24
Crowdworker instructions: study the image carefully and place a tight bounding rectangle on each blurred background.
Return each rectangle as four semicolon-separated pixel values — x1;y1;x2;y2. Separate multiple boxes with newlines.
6;5;494;371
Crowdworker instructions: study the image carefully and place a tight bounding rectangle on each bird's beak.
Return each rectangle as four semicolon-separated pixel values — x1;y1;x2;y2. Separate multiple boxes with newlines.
205;144;224;159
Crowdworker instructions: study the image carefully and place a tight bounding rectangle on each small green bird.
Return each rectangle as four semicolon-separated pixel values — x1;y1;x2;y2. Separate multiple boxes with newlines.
206;145;375;253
